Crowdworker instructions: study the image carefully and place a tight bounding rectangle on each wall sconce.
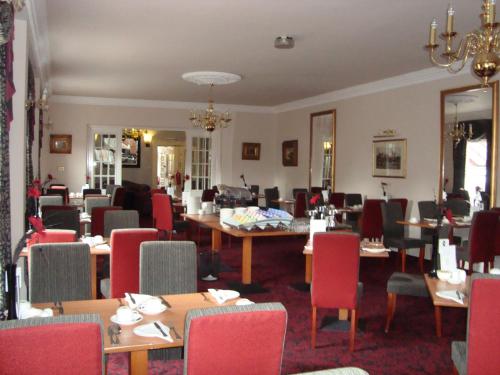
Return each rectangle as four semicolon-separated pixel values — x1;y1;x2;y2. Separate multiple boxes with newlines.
25;88;49;112
323;141;332;150
143;130;152;147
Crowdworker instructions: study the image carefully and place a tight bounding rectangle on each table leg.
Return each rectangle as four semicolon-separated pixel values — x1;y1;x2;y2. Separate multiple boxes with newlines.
91;254;97;299
339;309;348;321
305;254;312;284
212;229;222;252
434;306;442;338
130;350;148;375
242;237;252;284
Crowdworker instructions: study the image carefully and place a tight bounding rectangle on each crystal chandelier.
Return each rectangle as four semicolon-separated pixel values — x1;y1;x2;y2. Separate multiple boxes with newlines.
448;102;473;147
123;128;142;139
425;0;500;86
189;84;231;132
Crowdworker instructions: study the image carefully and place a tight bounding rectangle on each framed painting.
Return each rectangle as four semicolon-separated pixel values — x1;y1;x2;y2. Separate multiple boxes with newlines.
242;142;261;160
372;138;407;178
122;134;141;168
49;134;72;154
282;140;298;166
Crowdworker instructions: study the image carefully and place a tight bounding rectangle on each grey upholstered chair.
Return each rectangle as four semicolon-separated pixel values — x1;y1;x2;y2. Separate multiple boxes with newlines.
139;241;197;295
106;184;120;196
39;195;63;209
0;314;104;375
139;240;197;360
84;195;111;214
418;200;438;244
29;243;92;303
183;303;287;375
445;199;471;217
103;210;139;237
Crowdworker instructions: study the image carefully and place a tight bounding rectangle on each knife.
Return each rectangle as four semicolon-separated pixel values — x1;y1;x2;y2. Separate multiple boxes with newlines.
154;322;168;337
126;292;136;305
159;296;171;308
455;291;463;303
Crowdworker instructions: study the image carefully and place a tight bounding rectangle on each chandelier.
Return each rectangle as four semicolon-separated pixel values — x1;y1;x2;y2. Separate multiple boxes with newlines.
425;0;500;86
448;102;473;147
189;84;231;132
123;128;142;139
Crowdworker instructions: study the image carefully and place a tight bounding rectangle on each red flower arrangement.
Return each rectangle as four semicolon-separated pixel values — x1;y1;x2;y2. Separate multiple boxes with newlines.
184;174;190;181
309;194;321;206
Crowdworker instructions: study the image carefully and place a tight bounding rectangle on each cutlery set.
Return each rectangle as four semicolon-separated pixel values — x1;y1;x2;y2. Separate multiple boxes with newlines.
53;301;64;315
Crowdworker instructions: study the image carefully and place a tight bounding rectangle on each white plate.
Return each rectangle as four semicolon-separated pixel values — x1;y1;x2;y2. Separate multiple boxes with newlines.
110;313;143;326
138;304;168;315
362;247;388;253
217;290;240;300
133;323;172;341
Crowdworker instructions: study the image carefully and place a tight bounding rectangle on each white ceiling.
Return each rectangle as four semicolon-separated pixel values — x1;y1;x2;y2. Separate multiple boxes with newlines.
38;0;482;106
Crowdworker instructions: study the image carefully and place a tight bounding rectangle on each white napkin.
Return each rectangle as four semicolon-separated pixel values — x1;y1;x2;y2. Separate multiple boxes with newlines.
207;289;240;305
19;307;54;319
80;212;91;220
124;293;154;309
133;321;173;342
95;244;110;251
81;235;104;247
436;290;465;305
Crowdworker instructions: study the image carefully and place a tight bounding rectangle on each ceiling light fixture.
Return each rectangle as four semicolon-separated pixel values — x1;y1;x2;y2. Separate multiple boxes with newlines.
274;35;295;49
123;128;142;139
448;102;473;147
425;0;500;86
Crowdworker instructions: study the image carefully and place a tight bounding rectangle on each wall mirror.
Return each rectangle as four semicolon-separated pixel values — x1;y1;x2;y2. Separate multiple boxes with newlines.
309;110;336;191
440;81;498;209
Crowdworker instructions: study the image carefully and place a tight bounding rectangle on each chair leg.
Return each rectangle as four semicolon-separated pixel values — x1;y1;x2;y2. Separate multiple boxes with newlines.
311;306;317;349
349;308;357;352
385;293;397;333
400;249;407;273
419;247;425;273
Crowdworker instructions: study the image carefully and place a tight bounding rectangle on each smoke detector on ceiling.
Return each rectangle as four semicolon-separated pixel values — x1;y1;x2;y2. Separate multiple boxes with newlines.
274;35;295;49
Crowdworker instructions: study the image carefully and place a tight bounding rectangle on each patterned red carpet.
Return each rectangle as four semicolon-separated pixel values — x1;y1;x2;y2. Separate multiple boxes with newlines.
107;235;466;374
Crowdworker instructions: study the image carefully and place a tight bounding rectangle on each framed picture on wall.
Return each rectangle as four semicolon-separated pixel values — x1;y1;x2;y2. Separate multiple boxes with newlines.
372;138;407;178
242;142;261;160
282;140;298;166
122;134;141;168
49;134;72;154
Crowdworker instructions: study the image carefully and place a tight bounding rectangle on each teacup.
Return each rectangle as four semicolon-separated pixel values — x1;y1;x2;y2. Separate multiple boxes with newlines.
116;306;136;322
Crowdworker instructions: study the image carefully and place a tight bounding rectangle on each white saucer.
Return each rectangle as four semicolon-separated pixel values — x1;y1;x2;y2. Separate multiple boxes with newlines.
138;304;168;315
110;313;143;326
235;298;254;306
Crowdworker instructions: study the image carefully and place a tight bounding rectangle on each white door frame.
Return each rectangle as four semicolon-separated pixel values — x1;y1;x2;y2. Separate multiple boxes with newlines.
87;125;123;188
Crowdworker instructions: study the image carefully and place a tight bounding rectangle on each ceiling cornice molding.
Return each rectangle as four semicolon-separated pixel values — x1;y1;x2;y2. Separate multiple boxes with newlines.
25;0;50;89
272;65;470;113
50;95;275;114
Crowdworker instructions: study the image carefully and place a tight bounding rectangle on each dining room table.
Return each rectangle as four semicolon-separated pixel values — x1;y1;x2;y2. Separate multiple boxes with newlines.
33;292;241;375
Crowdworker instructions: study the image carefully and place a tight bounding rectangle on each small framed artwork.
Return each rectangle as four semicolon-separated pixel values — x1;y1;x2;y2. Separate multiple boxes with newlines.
372;138;407;178
122;133;141;168
242;142;261;160
49;134;72;154
282;140;298;166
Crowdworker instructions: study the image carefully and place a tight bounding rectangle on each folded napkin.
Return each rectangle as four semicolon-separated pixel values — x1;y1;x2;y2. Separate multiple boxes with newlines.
95;244;110;251
436;290;465;305
80;212;91;219
124;293;155;309
133;321;173;342
207;289;239;305
81;235;104;247
361;246;389;253
19;307;54;319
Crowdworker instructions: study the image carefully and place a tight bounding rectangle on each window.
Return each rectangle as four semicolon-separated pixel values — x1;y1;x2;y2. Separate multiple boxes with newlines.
93;133;117;189
191;137;211;190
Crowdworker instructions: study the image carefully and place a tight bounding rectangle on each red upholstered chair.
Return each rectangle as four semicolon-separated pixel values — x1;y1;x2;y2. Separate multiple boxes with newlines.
0;314;104;375
153;194;174;239
329;192;345;208
451;274;500;375
109;228;158;298
360;199;384;240
112;187;126;207
311;232;361;351
294;191;307;218
91;206;122;236
201;188;216;202
26;229;77;246
184;303;287;375
389;198;408;218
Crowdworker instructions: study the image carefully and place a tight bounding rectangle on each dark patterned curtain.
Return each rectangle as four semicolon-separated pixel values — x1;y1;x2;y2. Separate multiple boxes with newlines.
25;61;34;229
0;2;15;313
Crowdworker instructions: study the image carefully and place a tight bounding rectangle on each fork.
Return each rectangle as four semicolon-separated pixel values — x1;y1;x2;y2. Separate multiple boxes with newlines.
167;322;182;340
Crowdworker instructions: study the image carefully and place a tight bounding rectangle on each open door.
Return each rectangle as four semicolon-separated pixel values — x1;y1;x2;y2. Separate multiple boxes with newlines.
87;126;122;190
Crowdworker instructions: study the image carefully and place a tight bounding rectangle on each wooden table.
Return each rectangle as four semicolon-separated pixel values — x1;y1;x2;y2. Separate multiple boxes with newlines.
34;292;237;375
424;274;469;337
21;242;110;300
182;214;309;286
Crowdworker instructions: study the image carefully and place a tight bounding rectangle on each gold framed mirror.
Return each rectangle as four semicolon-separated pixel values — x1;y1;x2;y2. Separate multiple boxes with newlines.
309;110;336;191
439;81;498;209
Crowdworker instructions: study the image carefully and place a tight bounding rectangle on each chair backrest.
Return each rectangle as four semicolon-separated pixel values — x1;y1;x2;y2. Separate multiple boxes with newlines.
249;185;259;195
264;187;280;209
312;232;360;309
91;206;122;236
150;188;166;196
41;204;76;219
152;194;173;232
380;201;404;241
468;210;499;265
465;274;500;375
184;303;287;375
0;314;104;375
110;228;159;298
310;186;322;195
292;188;308;199
294;192;307;218
445;198;470;217
111;187;126;207
360;199;384;240
46;187;69;204
418;200;438;240
106;184;120;196
140;241;197;295
83;188;103;199
201;189;216;202
85;196;111;214
42;208;81;237
39;195;63;208
345;193;362;207
26;229;77;247
29;243;92;303
388;198;408;218
329;192;345;208
103;210;139;237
